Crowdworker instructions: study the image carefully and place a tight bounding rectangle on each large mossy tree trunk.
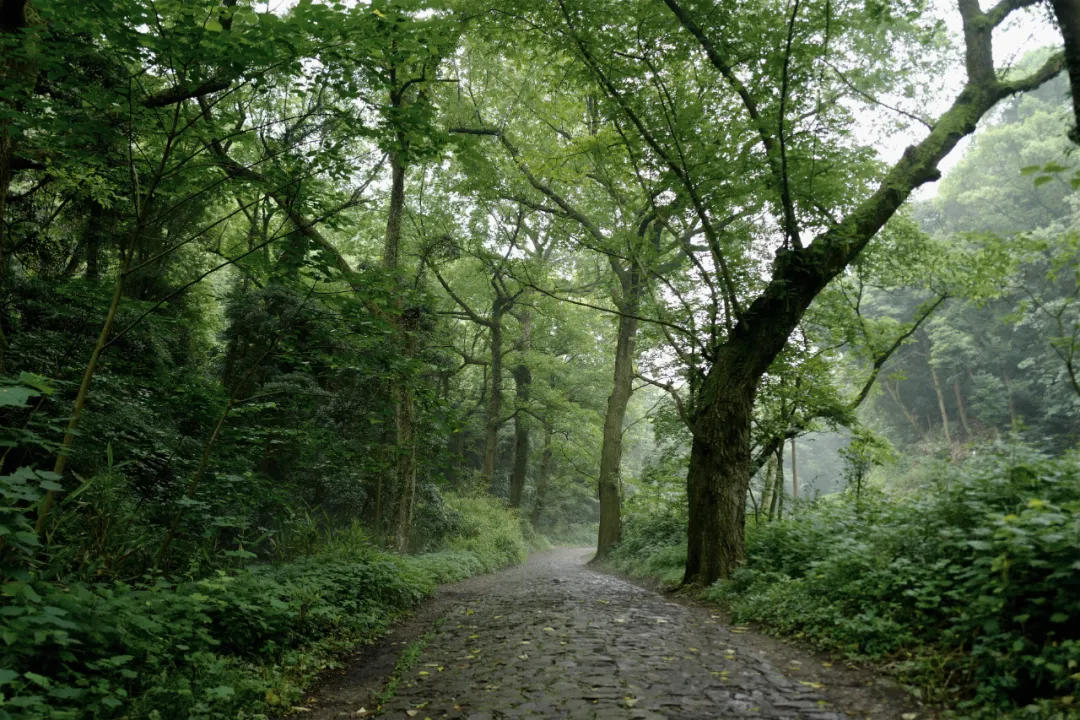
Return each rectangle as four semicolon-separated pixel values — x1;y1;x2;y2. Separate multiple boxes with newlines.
668;0;1065;585
683;349;756;583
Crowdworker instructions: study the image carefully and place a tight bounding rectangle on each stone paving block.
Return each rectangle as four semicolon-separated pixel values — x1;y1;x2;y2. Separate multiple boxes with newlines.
374;555;840;719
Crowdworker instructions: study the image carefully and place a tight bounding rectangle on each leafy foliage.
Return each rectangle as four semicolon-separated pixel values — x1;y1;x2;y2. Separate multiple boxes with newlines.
0;503;527;719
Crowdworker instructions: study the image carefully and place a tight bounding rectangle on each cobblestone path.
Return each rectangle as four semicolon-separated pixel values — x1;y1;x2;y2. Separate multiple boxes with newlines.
375;548;845;720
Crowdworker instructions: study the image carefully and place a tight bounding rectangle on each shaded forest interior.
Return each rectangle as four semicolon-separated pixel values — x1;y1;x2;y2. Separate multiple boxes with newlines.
1;0;1080;717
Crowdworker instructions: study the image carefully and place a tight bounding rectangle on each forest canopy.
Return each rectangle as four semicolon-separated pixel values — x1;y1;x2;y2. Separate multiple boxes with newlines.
0;0;1079;717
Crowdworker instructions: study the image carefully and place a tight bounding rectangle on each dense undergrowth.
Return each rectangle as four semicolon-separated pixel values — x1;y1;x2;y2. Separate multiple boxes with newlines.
608;445;1080;716
0;493;529;720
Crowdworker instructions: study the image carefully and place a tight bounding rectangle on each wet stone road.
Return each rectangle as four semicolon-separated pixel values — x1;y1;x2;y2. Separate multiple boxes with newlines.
375;548;845;720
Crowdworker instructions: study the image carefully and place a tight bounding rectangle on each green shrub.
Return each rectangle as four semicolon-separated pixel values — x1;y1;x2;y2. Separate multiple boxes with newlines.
0;494;529;719
442;493;528;571
542;522;597;547
606;500;687;588
705;446;1080;712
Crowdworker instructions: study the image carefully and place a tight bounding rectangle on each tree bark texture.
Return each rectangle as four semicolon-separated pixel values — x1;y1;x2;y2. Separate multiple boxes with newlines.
790;437;798;500
760;453;776;521
510;309;533;507
510;362;531;507
954;377;973;438
382;146;417;554
594;287;640;559
482;298;505;487
531;419;553;529
931;364;953;445
683;350;756;584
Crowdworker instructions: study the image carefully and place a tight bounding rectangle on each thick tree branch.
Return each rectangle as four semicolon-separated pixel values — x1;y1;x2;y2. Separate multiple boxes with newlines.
143;76;233;108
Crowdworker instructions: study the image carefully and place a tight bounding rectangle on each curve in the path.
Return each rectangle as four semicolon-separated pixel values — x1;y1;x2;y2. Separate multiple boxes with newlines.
376;547;844;720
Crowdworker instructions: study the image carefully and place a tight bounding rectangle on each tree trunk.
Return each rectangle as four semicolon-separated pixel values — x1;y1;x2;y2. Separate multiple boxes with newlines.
1048;0;1080;144
531;419;552;529
0;0;28;372
383;151;406;269
482;300;504;487
760;453;776;521
594;307;639;559
36;253;130;534
930;364;953;445
767;454;780;521
0;132;10;372
885;379;923;435
446;425;465;488
382;147;417;554
774;445;785;522
509;309;532;507
509;364;530;507
1002;366;1018;430
603;0;1063;587
683;365;755;585
790;436;798;500
84;203;108;281
954;377;973;438
391;362;417;553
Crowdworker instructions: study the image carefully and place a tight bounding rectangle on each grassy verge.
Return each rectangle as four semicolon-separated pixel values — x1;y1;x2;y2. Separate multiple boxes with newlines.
375;625;438;707
0;495;526;720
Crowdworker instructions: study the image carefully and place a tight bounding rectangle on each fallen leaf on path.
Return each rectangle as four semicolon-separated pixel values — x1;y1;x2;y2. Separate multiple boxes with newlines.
799;681;824;689
406;711;418;717
625;697;638;707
